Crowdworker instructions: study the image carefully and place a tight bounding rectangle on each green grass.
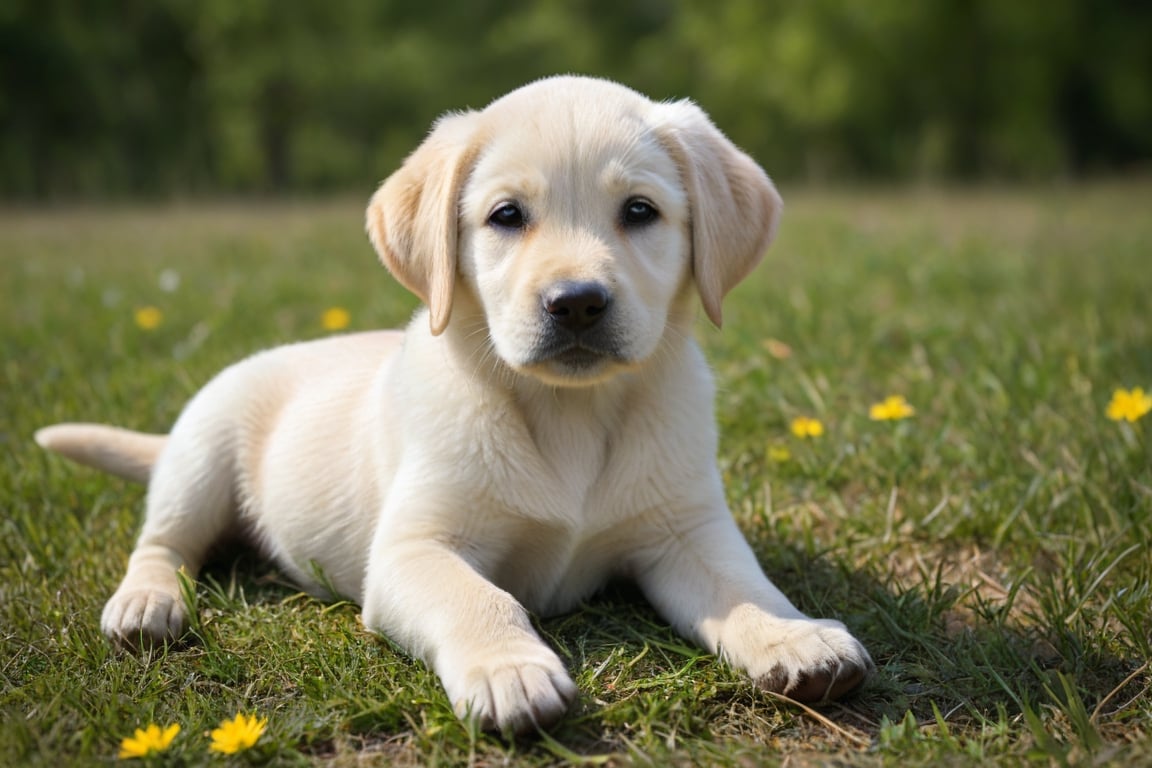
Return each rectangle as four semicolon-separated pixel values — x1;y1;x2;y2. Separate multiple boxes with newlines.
2;185;1150;765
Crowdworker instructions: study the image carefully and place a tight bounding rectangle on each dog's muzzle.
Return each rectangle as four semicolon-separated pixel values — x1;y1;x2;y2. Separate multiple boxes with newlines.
528;281;624;375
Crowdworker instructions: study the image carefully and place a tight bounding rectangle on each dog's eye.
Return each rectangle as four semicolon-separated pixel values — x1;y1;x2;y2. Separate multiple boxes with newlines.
488;202;526;230
622;198;658;226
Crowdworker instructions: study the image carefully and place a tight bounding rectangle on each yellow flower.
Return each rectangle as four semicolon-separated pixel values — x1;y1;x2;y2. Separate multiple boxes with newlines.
869;395;915;421
133;306;163;331
118;723;180;759
1106;387;1152;423
767;445;792;462
209;713;268;755
321;306;351;331
790;416;824;438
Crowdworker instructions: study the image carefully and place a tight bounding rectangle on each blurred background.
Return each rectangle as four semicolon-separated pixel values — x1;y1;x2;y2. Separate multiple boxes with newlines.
2;0;1150;200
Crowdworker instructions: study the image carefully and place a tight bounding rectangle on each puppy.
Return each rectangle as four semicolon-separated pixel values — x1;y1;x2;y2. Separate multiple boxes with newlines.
36;76;872;734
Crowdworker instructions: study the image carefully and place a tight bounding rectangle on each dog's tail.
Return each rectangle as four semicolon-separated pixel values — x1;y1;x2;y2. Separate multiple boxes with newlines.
35;423;167;484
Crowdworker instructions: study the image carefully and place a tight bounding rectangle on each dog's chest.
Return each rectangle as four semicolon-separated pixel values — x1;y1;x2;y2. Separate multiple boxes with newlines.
481;386;692;612
527;403;614;502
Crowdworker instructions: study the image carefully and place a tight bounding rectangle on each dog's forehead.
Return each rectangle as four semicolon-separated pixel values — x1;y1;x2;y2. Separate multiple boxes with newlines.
479;78;661;159
482;75;655;122
469;79;680;202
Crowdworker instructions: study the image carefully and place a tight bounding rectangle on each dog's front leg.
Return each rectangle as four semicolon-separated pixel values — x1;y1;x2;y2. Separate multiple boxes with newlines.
634;511;873;703
361;538;576;735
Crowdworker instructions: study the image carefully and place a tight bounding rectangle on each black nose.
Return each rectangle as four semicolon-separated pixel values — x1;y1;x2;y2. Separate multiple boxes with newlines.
543;281;611;331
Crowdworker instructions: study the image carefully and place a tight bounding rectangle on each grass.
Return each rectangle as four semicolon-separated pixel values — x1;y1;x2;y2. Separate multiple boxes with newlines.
2;183;1150;765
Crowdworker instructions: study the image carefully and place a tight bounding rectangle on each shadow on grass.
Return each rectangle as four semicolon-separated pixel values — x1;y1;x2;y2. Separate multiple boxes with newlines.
743;537;1148;760
168;532;1147;763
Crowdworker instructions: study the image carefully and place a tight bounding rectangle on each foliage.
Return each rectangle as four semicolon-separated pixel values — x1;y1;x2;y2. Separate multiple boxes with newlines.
2;0;1151;199
2;184;1150;764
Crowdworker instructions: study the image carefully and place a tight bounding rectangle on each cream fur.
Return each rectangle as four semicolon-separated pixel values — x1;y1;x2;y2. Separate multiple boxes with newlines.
36;76;871;735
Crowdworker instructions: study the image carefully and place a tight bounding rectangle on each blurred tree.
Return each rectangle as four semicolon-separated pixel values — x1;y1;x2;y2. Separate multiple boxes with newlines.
0;0;208;197
0;0;1148;198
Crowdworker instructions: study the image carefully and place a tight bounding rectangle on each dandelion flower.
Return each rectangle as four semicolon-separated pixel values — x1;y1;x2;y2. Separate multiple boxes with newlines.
209;713;268;755
790;416;824;438
1106;387;1152;423
118;723;180;759
133;306;163;331
321;306;351;332
869;395;915;421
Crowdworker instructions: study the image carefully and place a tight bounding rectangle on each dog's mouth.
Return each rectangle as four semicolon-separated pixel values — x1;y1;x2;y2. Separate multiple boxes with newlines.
521;338;629;385
551;346;611;370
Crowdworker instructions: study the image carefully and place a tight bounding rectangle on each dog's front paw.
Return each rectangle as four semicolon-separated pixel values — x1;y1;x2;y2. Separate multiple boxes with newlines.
722;610;873;703
441;641;577;735
101;586;187;648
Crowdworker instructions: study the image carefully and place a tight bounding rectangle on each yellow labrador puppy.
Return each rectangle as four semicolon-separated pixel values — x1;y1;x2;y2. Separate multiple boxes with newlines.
36;76;872;734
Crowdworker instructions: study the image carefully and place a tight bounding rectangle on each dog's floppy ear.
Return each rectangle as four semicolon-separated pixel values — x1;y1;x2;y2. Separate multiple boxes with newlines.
654;101;782;328
365;112;482;336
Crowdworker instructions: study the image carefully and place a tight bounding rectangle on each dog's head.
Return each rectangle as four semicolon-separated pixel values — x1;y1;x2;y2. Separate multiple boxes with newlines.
366;76;781;387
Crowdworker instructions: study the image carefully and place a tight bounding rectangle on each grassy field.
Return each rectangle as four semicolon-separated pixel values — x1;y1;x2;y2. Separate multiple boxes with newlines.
2;184;1150;766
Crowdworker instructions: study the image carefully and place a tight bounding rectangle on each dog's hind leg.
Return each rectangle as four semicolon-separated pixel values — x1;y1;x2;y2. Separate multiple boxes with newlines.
100;417;239;649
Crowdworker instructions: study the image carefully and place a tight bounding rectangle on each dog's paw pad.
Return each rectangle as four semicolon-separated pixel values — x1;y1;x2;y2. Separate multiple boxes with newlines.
101;588;187;649
733;617;874;704
756;653;871;703
449;652;577;735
